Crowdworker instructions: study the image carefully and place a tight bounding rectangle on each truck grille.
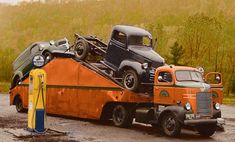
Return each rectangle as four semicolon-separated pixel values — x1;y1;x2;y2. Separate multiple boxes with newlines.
196;92;212;116
149;68;155;82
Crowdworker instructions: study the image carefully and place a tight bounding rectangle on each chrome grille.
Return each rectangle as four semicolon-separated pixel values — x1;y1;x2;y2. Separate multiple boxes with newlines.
196;92;212;116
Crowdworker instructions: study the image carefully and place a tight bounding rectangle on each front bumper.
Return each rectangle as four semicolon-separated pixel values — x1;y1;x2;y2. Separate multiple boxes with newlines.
184;118;225;126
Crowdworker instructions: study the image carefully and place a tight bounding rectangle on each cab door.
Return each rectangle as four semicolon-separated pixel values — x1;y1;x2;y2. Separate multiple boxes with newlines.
205;72;223;104
154;70;175;105
105;30;128;68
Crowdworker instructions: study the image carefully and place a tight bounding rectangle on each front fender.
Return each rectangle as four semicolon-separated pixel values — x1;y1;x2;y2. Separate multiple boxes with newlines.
159;105;189;124
119;60;145;75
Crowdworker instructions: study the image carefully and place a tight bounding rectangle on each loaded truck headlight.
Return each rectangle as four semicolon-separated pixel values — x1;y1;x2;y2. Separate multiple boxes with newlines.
185;102;191;111
142;63;148;69
214;103;220;110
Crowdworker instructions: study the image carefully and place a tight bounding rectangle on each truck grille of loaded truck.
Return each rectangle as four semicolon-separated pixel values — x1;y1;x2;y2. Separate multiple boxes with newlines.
149;68;155;82
196;92;212;117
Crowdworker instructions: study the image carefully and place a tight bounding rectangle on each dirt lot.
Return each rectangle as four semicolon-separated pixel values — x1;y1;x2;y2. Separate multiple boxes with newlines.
1;94;235;142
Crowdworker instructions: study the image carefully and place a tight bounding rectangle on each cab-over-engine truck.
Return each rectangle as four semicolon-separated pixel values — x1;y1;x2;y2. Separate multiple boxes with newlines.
10;58;224;137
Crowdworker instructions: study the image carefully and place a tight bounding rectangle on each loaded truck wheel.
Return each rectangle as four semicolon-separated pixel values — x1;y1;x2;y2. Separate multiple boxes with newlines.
112;104;133;128
43;51;54;64
14;96;26;113
161;112;181;137
74;39;90;60
122;69;139;91
11;76;20;88
196;124;217;137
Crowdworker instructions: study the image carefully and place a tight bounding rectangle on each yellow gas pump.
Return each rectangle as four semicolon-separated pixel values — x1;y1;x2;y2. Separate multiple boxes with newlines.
27;55;47;133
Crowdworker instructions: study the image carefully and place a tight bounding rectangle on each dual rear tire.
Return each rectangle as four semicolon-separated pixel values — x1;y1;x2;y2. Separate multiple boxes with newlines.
112;104;133;128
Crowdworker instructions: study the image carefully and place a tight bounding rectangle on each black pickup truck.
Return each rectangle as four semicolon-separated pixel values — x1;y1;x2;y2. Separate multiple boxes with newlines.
73;25;165;91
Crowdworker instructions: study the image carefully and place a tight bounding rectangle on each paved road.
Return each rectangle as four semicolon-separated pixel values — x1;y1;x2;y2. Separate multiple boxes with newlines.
1;94;235;142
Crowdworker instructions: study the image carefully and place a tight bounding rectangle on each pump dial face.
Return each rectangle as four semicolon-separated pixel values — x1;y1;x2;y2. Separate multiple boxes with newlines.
33;55;45;68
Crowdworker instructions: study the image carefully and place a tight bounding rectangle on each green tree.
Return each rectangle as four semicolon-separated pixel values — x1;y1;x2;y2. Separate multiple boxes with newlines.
168;41;184;65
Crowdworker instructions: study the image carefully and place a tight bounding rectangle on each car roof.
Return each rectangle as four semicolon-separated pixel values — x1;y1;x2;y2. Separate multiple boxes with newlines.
113;25;152;37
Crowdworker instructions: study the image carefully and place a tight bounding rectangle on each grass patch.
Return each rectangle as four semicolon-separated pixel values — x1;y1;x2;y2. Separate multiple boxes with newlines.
0;82;10;93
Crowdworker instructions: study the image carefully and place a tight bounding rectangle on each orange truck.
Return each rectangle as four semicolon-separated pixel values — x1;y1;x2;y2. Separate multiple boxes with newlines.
9;58;224;137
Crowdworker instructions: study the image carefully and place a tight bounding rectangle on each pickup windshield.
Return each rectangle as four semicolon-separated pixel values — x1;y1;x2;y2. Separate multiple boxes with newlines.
129;36;152;47
176;70;203;82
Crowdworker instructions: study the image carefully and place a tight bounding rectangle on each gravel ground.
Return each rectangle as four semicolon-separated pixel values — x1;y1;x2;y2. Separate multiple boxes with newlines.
1;94;235;142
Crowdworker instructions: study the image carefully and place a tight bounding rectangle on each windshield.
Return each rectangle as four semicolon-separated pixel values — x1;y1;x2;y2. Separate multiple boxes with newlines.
129;36;152;47
176;70;204;82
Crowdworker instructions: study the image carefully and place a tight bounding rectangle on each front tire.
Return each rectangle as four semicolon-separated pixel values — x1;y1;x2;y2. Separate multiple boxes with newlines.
161;113;181;137
122;69;139;91
112;104;133;128
197;124;217;137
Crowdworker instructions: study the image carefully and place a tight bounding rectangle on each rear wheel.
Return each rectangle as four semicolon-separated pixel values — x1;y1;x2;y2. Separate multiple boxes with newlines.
161;113;181;137
197;124;217;137
11;76;20;88
43;51;53;64
122;69;139;91
74;39;90;60
112;104;133;128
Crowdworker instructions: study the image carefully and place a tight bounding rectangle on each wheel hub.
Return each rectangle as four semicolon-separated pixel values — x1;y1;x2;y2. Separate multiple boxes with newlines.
76;44;84;55
125;74;134;88
165;117;176;131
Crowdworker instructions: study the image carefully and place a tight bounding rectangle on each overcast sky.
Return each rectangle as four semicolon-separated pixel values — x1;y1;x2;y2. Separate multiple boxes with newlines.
0;0;18;5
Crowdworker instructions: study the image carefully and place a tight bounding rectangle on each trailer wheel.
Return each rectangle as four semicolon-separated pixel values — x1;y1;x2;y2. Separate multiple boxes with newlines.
122;69;139;91
112;104;133;128
15;96;26;113
196;124;216;137
74;39;90;60
161;112;181;137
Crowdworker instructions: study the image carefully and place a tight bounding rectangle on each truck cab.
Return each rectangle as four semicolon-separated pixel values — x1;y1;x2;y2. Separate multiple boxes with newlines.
136;65;224;137
104;25;165;91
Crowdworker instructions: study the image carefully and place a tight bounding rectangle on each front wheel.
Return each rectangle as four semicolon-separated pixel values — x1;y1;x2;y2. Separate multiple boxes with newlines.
122;69;139;91
196;124;217;137
112;104;133;128
161;113;181;137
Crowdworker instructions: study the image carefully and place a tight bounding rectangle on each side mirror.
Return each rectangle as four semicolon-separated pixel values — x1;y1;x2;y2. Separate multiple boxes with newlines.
158;76;163;81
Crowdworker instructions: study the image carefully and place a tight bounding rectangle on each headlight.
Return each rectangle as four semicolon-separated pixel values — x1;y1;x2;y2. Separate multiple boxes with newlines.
214;103;220;110
142;63;148;69
185;102;191;111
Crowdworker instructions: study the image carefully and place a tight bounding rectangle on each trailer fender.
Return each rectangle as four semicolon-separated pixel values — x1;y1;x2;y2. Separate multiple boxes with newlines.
119;60;145;76
158;105;187;124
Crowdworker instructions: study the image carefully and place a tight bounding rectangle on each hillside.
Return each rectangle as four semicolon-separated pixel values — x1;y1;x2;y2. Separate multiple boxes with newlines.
0;0;234;95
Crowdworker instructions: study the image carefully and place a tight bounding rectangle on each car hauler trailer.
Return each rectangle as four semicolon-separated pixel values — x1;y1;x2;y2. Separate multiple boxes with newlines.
10;58;224;137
